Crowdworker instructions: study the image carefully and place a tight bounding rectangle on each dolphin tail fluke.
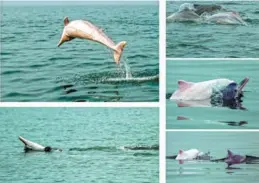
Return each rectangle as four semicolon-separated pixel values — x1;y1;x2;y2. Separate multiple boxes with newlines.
113;41;127;64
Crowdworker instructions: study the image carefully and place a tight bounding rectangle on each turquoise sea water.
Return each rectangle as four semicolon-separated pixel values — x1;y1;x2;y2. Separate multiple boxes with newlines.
1;1;159;102
166;1;259;58
0;107;158;183
166;60;259;129
167;132;259;183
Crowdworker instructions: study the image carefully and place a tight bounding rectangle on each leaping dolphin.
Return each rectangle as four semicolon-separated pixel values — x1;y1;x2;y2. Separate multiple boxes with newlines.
18;136;62;152
57;17;127;64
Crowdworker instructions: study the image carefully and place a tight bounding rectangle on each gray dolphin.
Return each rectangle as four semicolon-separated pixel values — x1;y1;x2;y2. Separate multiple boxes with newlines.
205;12;247;25
167;3;200;22
193;4;223;15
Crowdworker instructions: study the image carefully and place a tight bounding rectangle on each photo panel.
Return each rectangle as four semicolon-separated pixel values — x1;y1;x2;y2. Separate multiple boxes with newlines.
0;107;159;182
166;131;259;183
1;1;159;102
166;1;259;58
167;60;259;129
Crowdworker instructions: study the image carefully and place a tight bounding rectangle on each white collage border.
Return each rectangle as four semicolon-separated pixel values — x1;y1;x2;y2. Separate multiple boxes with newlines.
2;1;259;183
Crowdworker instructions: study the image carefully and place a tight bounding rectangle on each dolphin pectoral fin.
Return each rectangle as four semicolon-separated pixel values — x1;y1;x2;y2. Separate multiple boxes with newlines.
57;34;70;47
113;41;127;64
57;34;75;47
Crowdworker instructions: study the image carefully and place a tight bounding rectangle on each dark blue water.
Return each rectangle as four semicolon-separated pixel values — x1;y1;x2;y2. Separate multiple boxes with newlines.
0;107;159;182
167;1;259;58
1;1;159;101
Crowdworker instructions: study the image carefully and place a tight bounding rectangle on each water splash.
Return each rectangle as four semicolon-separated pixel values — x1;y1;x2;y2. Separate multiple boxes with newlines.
107;49;132;79
122;57;132;79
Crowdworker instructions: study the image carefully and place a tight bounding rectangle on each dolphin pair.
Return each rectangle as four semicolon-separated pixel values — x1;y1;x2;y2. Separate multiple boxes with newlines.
57;17;127;64
168;149;259;168
170;78;249;108
18;136;62;152
167;3;247;25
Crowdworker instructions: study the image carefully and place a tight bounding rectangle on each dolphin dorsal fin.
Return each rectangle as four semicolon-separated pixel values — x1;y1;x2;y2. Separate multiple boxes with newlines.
227;150;233;157
64;17;69;26
178;80;194;91
179;149;184;154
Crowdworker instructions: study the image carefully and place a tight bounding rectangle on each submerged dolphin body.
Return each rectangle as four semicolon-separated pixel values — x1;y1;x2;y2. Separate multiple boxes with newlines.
204;12;247;25
193;4;223;15
170;78;249;108
18;136;62;152
57;17;127;64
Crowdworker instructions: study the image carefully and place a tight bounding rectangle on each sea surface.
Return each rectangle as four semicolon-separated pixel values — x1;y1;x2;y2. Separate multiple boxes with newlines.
0;107;159;183
166;132;259;183
1;1;159;102
166;60;259;129
166;1;259;58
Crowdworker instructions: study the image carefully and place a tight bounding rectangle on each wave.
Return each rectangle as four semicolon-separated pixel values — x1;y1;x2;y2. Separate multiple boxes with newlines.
122;145;159;151
104;75;159;84
69;145;159;152
133;152;158;157
69;146;118;152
